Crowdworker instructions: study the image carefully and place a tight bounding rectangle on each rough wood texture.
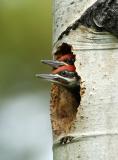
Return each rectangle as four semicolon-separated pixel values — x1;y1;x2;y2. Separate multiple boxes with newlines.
50;84;80;138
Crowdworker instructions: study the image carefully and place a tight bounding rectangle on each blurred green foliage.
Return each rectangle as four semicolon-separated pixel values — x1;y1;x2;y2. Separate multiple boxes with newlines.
0;0;52;97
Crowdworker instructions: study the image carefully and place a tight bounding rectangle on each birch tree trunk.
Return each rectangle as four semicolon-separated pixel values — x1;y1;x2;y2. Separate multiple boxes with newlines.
52;0;118;160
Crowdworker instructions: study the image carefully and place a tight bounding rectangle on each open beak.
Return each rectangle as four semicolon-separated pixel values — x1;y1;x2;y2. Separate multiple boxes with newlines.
41;60;67;68
36;73;75;86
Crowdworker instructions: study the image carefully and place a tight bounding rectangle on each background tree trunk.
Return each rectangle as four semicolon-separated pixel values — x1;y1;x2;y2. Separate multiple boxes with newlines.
52;0;118;160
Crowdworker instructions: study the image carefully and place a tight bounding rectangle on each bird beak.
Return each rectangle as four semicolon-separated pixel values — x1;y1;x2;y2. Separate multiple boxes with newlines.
41;60;67;68
36;74;80;87
36;73;75;86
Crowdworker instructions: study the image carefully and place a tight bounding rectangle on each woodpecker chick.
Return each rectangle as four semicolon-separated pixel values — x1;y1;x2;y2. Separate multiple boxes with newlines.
36;61;81;88
37;55;81;143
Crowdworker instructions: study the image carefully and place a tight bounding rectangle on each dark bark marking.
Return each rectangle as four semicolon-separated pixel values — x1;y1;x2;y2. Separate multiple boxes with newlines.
58;0;118;40
70;1;75;5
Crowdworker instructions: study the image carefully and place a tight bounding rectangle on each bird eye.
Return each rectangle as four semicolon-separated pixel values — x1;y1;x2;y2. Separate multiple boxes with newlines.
59;70;68;77
59;71;77;78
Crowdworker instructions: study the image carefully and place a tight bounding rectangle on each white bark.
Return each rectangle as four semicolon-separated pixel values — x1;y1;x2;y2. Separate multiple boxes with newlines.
53;0;118;160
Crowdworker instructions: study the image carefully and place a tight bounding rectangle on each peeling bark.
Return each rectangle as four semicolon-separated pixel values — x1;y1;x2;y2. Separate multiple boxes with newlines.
55;0;118;42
